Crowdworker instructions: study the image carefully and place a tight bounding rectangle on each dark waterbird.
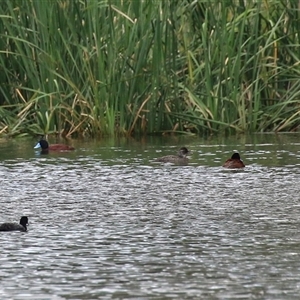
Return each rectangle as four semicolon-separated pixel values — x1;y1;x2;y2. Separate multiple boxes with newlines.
0;216;29;232
34;139;75;152
223;152;245;168
155;147;190;164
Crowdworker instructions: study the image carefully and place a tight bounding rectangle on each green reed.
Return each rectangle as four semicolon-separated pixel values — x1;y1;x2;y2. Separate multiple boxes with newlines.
0;0;299;137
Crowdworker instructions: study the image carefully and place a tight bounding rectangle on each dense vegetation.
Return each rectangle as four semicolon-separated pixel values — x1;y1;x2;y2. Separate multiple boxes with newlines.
0;0;300;138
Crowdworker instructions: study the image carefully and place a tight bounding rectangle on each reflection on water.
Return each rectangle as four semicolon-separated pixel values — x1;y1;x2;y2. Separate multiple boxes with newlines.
0;134;300;299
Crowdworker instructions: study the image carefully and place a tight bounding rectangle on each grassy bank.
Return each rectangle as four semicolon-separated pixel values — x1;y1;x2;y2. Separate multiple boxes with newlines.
0;0;300;138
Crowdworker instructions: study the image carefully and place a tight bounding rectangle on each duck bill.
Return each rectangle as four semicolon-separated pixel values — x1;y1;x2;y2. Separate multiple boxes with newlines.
34;142;41;149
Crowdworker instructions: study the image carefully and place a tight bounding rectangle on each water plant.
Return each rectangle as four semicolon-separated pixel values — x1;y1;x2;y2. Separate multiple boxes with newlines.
0;0;299;137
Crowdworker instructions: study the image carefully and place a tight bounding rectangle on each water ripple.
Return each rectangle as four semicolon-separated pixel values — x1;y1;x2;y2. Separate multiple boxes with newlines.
0;149;300;299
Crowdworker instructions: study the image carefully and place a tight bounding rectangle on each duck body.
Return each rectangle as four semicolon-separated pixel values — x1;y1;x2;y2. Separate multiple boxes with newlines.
0;216;28;232
223;152;245;168
155;147;190;164
34;139;75;152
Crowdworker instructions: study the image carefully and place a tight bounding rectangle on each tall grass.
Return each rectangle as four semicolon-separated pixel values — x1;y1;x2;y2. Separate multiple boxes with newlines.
0;0;300;137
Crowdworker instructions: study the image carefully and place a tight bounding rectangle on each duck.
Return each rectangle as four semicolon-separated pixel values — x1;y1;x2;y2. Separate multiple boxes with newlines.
34;139;75;152
155;147;190;163
223;152;245;168
0;216;28;232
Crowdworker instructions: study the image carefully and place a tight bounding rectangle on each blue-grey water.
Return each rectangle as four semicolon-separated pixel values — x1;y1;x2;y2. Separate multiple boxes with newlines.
0;134;300;299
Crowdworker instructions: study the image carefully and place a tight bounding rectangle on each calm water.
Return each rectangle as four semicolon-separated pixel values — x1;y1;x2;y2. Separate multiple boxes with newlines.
0;134;300;299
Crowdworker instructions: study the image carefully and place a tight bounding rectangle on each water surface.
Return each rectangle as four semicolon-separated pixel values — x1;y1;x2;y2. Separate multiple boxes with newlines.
0;134;300;299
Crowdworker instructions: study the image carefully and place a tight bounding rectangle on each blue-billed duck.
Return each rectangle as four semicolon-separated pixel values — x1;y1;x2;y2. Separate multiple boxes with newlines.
223;152;245;168
34;139;75;152
155;147;190;163
0;216;29;232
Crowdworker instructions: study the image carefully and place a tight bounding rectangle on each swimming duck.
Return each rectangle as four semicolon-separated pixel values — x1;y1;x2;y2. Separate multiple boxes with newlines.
155;147;190;163
0;216;28;232
34;139;75;152
223;152;245;168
